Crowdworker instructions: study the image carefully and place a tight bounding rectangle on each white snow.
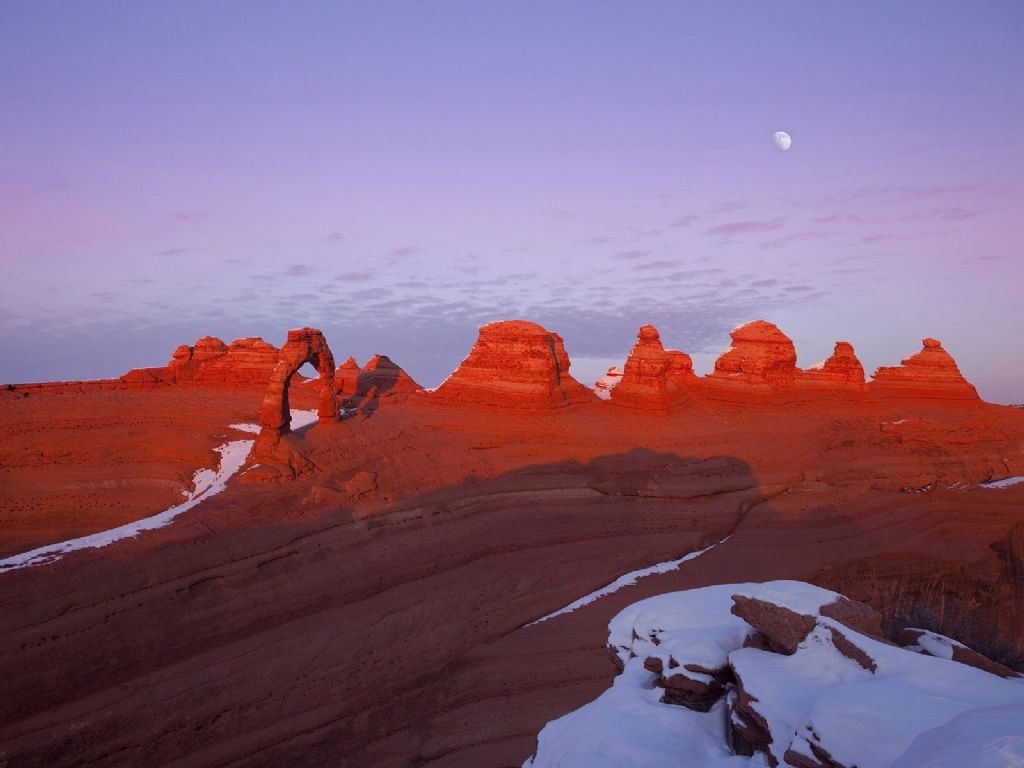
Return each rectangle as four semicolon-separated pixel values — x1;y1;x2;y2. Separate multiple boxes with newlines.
526;538;728;627
892;705;1024;768
982;476;1024;489
526;581;1024;768
0;409;315;574
592;367;624;401
289;408;319;430
902;628;965;660
228;422;261;434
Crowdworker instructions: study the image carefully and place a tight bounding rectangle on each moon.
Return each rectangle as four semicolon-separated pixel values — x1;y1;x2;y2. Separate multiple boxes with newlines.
773;131;792;151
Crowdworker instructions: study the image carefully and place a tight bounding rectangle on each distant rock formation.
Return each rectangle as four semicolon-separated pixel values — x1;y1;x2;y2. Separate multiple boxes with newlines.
869;338;979;400
258;328;338;436
797;340;867;395
432;320;595;409
593;367;623;400
711;320;797;385
120;336;280;387
612;325;695;410
336;354;421;412
335;357;362;398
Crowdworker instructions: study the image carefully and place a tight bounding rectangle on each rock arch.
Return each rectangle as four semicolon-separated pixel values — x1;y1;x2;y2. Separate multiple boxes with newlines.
258;327;338;434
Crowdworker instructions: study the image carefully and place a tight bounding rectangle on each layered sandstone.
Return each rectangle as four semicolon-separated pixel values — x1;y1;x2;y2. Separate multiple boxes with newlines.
118;336;280;387
869;338;980;400
611;325;695;410
709;320;798;388
335;355;421;410
432;320;595;409
258;328;338;435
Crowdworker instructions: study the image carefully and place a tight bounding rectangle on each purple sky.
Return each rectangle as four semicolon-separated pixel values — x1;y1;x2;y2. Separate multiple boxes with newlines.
2;2;1022;401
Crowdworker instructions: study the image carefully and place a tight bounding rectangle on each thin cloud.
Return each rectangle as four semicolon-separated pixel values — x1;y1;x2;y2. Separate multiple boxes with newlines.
706;217;785;236
156;247;189;257
671;214;699;228
323;232;346;244
335;271;375;283
284;263;316;277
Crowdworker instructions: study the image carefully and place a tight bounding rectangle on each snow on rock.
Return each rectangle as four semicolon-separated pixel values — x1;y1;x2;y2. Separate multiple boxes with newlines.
891;705;1024;768
593;366;623;400
0;411;307;573
526;538;728;627
525;581;1024;768
289;408;319;430
982;476;1024;489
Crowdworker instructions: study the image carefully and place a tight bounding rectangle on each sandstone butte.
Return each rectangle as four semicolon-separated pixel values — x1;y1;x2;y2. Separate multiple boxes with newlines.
1;318;1022;768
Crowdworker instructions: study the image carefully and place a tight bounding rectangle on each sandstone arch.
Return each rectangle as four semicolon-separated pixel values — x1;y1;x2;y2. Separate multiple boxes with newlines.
258;327;338;434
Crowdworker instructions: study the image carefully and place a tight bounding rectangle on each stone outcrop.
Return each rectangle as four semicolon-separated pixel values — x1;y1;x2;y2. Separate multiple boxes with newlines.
432;320;595;409
801;341;866;388
730;594;817;654
869;338;979;400
169;337;280;385
712;320;797;382
335;357;362;398
119;336;280;387
337;354;422;411
611;325;695;410
258;328;338;435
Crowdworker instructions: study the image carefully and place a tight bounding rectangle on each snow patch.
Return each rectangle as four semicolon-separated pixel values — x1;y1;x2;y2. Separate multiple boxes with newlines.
0;409;311;574
526;538;728;627
526;581;1024;768
982;476;1024;489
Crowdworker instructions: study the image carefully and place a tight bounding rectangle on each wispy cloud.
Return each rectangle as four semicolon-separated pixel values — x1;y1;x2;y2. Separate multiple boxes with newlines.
323;231;345;244
335;271;375;283
156;247;189;257
706;217;785;236
760;230;834;251
671;214;699;228
284;263;316;277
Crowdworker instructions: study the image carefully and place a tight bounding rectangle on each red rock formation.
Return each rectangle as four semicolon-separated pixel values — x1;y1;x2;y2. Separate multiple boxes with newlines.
168;337;280;385
432;320;595;409
258;328;338;435
119;336;280;387
711;320;798;384
335;357;361;398
612;325;695;410
803;341;866;385
869;338;979;400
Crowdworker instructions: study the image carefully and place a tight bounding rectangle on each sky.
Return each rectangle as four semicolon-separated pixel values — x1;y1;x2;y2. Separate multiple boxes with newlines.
1;1;1022;401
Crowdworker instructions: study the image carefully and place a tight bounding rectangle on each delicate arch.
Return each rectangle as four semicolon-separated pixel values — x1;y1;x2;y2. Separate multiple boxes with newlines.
258;327;338;435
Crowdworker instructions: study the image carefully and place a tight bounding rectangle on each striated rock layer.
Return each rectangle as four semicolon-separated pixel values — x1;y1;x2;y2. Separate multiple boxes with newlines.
432;320;595;409
120;336;281;387
712;320;798;384
611;325;695;410
334;354;421;411
869;338;980;400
